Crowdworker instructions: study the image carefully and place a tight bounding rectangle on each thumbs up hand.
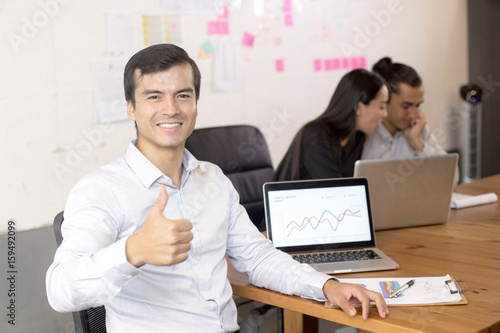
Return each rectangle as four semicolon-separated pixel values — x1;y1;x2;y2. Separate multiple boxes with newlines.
126;185;193;267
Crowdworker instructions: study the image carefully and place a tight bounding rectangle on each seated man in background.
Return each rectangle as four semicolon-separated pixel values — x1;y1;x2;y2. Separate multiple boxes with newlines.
362;57;447;160
46;43;389;333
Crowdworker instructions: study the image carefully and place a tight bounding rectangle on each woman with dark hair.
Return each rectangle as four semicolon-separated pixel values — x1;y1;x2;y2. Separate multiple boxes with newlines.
274;68;389;181
362;57;447;160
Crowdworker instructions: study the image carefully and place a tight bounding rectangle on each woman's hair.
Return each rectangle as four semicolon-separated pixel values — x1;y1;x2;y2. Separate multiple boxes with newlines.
372;57;421;95
274;68;387;181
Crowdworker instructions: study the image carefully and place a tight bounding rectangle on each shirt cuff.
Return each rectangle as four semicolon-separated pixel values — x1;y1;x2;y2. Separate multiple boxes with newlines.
299;268;338;301
92;236;141;287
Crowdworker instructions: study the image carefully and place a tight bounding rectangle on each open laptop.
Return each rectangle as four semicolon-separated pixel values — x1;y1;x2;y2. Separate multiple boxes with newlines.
353;153;458;231
263;177;399;274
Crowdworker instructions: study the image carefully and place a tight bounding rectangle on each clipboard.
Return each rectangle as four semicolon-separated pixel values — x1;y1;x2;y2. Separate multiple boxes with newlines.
325;274;468;308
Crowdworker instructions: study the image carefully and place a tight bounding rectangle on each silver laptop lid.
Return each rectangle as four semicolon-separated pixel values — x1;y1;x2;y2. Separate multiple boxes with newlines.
354;153;458;230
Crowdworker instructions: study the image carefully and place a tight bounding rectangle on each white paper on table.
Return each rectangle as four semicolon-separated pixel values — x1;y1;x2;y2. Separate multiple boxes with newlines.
450;192;498;209
334;274;463;306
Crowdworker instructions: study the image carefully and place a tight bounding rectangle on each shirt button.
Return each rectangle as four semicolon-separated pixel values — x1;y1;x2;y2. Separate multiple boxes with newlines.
124;275;133;280
309;289;315;295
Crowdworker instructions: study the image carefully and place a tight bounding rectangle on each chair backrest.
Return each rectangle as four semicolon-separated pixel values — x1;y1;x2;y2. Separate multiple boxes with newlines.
52;212;107;333
185;125;274;231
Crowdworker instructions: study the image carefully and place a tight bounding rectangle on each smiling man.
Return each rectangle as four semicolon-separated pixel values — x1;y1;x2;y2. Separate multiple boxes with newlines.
46;44;389;332
362;57;447;159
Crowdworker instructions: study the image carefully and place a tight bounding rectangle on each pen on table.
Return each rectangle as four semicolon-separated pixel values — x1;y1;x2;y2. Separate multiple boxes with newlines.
389;279;415;298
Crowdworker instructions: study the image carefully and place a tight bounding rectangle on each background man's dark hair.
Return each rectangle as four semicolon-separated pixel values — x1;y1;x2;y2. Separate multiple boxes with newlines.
124;43;202;107
372;57;421;97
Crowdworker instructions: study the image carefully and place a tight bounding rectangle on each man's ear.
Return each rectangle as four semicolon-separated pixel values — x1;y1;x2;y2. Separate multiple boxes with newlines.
127;101;135;121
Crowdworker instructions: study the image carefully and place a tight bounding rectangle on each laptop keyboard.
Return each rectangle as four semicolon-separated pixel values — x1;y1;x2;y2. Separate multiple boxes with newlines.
292;250;382;264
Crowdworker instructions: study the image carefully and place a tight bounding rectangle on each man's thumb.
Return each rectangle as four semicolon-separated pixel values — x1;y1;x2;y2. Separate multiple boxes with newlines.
152;185;168;216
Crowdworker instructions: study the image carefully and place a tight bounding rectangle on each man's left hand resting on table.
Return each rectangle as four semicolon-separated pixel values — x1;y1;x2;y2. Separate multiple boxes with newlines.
323;279;389;319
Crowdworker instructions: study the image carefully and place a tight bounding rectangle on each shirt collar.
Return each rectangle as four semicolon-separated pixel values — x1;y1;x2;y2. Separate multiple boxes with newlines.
125;140;201;189
376;123;404;144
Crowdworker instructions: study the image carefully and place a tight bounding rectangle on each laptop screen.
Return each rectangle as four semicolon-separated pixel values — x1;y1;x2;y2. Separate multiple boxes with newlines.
264;178;376;253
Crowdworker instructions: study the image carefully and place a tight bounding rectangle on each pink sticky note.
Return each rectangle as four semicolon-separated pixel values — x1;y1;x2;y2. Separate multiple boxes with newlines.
219;21;229;35
275;59;285;72
351;57;359;69
207;21;218;35
313;59;322;71
333;58;340;70
242;32;255;47
284;0;292;12
219;5;229;19
284;14;293;27
342;57;350;69
325;59;334;71
359;56;367;68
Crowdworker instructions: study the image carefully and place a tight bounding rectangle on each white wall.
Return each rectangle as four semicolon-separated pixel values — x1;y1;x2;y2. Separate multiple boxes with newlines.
0;0;468;233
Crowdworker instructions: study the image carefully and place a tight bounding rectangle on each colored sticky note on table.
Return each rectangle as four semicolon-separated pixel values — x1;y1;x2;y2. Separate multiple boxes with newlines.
242;32;255;47
275;59;285;72
313;58;322;71
284;14;293;27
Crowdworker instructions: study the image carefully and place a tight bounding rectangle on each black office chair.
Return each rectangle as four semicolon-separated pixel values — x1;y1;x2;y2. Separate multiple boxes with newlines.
185;125;274;231
53;211;107;333
186;125;281;331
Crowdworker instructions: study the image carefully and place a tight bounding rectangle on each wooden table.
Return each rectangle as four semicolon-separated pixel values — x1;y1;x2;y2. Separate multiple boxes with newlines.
229;174;500;333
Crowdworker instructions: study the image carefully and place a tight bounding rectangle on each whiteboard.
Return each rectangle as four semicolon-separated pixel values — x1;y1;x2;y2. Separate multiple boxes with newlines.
0;0;467;232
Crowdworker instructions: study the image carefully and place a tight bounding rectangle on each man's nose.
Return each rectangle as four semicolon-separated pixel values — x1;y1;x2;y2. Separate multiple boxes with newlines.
160;98;179;116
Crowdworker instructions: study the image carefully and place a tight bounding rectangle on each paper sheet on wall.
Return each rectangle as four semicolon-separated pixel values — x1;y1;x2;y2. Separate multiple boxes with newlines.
142;14;183;47
106;13;135;57
214;40;243;92
160;0;223;14
92;58;129;124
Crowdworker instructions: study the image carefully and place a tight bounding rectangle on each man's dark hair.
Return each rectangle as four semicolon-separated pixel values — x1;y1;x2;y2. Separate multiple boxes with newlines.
372;57;421;96
124;44;201;107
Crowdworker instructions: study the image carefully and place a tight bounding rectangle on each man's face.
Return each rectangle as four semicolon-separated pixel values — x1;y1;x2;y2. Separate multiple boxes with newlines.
383;83;424;135
127;63;198;155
